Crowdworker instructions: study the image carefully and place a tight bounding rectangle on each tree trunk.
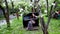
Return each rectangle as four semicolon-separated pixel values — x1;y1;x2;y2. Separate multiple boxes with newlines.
5;0;10;28
46;0;57;29
42;0;57;34
40;17;49;34
16;12;19;20
11;0;14;12
11;0;19;20
42;29;48;34
30;0;32;2
46;0;49;16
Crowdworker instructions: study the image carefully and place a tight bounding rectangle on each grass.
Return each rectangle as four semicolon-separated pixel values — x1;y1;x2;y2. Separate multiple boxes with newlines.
0;16;60;34
44;17;60;34
0;17;42;34
0;17;5;20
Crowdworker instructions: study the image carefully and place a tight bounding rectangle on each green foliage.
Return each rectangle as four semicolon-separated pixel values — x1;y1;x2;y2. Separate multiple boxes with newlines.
15;2;32;15
55;0;60;11
0;15;4;20
0;0;3;5
8;4;12;9
41;6;45;13
14;2;27;10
